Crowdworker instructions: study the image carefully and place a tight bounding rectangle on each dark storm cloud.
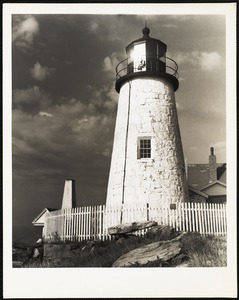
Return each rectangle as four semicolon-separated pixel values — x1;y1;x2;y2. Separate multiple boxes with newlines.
12;13;119;180
12;86;115;234
13;93;116;176
20;14;127;101
13;86;52;113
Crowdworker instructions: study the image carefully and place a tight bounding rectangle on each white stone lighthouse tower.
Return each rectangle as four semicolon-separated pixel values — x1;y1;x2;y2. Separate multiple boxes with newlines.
106;27;188;207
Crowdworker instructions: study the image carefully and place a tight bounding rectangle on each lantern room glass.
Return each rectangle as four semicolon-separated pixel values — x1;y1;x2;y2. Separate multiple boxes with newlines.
132;42;146;71
127;41;166;74
127;42;146;74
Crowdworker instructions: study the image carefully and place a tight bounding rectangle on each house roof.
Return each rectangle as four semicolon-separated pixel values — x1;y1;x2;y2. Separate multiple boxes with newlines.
187;164;209;189
32;207;57;224
199;180;227;191
217;163;226;180
187;163;226;189
188;186;209;198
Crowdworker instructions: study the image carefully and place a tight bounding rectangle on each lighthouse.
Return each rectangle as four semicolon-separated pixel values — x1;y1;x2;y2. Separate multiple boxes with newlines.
106;26;189;208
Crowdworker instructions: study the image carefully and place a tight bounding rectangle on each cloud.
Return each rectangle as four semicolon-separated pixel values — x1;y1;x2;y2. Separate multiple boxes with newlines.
88;22;99;33
166;15;199;22
212;141;226;149
12;15;39;49
87;83;118;112
13;86;52;114
84;17;122;42
39;111;53;117
162;24;178;29
102;52;120;77
199;52;222;71
12;82;118;181
172;51;223;71
30;62;55;81
12;95;115;181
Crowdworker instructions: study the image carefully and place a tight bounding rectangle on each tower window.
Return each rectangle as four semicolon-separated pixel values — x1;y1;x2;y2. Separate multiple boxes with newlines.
138;138;151;159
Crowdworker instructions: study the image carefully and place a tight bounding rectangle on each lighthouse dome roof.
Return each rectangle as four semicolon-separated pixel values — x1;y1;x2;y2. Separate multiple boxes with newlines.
142;26;150;36
126;26;167;51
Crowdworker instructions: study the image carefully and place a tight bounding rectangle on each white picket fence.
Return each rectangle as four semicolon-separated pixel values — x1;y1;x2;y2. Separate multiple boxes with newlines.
44;201;227;242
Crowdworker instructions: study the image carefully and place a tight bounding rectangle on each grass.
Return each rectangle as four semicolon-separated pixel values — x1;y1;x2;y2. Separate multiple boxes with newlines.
22;231;227;268
180;233;227;267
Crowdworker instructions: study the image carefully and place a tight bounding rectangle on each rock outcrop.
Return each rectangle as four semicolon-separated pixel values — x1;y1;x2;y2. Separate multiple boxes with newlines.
12;243;43;267
13;224;194;267
145;224;177;240
108;221;158;236
112;232;185;267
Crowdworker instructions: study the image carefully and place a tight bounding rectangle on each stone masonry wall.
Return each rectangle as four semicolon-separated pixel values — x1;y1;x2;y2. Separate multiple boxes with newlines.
106;77;189;207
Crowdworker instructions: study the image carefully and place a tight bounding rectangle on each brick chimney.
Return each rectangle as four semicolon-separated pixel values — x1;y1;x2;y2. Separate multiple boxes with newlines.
61;179;76;209
209;147;217;183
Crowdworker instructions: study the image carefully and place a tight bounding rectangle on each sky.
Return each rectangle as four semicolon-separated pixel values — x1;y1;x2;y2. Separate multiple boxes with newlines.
11;13;226;243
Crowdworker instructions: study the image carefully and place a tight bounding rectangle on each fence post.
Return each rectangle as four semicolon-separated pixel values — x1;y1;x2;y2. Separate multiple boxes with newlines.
219;203;222;235
190;202;193;232
98;205;101;240
223;203;227;235
212;203;216;235
62;209;65;242
201;202;205;235
178;202;181;231
198;203;203;234
79;206;82;241
215;203;219;236
203;202;207;235
103;205;107;241
205;202;209;235
146;203;149;221
223;204;227;236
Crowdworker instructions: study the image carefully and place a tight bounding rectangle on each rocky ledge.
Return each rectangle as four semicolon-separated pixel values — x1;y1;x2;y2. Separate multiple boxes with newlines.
12;242;43;267
13;223;192;267
112;232;187;267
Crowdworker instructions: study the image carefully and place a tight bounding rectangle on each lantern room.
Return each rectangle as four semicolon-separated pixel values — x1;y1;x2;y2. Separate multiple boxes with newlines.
126;26;167;74
115;26;179;93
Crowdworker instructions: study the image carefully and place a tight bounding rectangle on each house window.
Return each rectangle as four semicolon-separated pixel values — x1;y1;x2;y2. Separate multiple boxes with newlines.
138;138;151;159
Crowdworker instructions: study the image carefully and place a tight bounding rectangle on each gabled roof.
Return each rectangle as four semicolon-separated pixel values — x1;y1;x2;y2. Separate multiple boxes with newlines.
32;207;57;224
199;180;227;191
188;186;209;198
217;163;226;180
